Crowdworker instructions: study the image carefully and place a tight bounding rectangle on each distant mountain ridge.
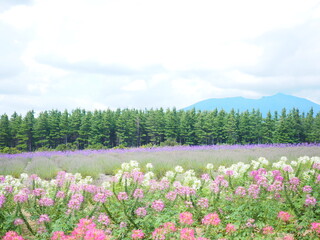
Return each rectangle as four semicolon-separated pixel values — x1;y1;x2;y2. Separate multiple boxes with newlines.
183;93;320;116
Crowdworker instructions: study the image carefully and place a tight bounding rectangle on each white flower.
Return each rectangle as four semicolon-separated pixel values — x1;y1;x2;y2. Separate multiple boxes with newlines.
311;156;320;164
280;156;288;162
165;171;175;179
298;156;310;164
251;160;260;170
129;160;139;168
144;171;155;179
192;179;201;189
20;173;28;180
290;161;298;167
102;181;111;189
206;163;214;170
74;173;82;181
184;170;195;177
146;163;153;169
218;166;226;173
258;157;269;166
175;166;184;173
121;163;130;171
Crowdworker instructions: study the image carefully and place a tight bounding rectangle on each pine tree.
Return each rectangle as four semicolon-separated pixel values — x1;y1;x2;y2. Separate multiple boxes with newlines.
224;109;238;144
59;110;70;145
262;111;275;143
34;111;50;148
0;114;11;150
9;112;22;148
48;110;61;148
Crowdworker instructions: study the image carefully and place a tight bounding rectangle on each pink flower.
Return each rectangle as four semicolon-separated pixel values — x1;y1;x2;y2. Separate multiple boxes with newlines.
84;228;106;240
152;200;165;212
225;223;236;233
39;197;54;206
180;228;195;240
13;194;28;203
135;207;147;217
302;185;313;193
283;165;293;172
179;212;194;225
38;214;50;223
32;188;46;196
282;234;294;240
197;198;209;208
235;186;246;196
311;222;320;234
305;195;317;206
56;191;65;199
262;226;274;235
163;222;176;232
93;193;107;203
0;194;6;208
202;213;221;226
97;213;110;226
277;211;292;222
247;184;260;199
120;222;127;228
166;191;177;201
3;231;25;240
68;194;84;210
132;229;144;239
133;188;144;199
117;192;128;201
226;170;234;176
14;218;24;226
51;231;65;240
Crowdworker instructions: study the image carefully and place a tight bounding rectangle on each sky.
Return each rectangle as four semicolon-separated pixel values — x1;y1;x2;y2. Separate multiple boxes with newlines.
1;0;320;116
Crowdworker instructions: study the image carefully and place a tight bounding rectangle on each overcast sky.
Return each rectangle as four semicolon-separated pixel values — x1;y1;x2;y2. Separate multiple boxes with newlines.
1;0;320;116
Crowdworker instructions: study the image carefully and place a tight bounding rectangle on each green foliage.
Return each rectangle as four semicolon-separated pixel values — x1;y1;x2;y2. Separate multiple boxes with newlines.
1;107;320;153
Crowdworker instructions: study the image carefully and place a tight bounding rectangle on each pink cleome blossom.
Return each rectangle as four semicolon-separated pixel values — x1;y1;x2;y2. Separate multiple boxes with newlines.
180;228;195;240
277;211;293;222
179;212;194;225
152;200;165;212
132;229;145;239
3;231;25;240
311;222;320;234
202;213;221;226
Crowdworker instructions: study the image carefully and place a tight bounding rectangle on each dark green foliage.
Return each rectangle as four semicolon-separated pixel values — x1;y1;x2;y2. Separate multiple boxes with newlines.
0;107;320;153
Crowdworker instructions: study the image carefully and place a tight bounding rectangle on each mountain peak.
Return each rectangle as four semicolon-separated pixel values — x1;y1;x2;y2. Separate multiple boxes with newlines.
183;94;320;116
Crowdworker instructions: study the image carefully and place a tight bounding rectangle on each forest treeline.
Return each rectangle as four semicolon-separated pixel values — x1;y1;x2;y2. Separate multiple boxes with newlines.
0;107;320;153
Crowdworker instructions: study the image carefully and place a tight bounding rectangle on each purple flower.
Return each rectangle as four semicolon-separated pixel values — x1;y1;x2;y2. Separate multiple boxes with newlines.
38;214;50;223
38;197;54;206
152;200;165;212
133;188;144;199
305;195;317;206
117;192;128;201
14;194;28;203
0;194;6;208
135;207;147;217
98;213;110;226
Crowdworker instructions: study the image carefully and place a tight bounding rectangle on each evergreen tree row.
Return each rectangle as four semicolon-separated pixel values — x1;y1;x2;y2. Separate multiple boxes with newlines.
0;107;320;153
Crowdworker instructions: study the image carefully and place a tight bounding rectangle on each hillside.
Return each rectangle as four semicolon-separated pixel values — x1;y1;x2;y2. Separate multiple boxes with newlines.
183;93;320;115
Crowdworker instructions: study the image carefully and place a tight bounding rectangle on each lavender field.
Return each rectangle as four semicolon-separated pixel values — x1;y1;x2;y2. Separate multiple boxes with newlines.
1;144;320;179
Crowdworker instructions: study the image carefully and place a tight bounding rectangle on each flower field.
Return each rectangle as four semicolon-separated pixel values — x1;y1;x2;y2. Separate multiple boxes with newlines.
1;156;320;239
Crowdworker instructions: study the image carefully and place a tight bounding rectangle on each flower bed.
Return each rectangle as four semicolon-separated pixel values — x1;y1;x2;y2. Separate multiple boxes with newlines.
0;156;319;239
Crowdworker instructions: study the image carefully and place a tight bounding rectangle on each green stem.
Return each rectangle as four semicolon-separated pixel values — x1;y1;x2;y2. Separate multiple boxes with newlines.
102;203;119;224
121;200;139;229
18;203;35;236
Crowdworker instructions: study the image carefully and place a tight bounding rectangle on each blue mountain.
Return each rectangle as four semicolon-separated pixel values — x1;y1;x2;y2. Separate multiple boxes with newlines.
183;93;320;116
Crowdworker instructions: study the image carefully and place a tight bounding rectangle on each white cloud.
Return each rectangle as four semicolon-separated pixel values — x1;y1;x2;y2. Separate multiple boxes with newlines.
122;80;147;92
0;0;320;115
